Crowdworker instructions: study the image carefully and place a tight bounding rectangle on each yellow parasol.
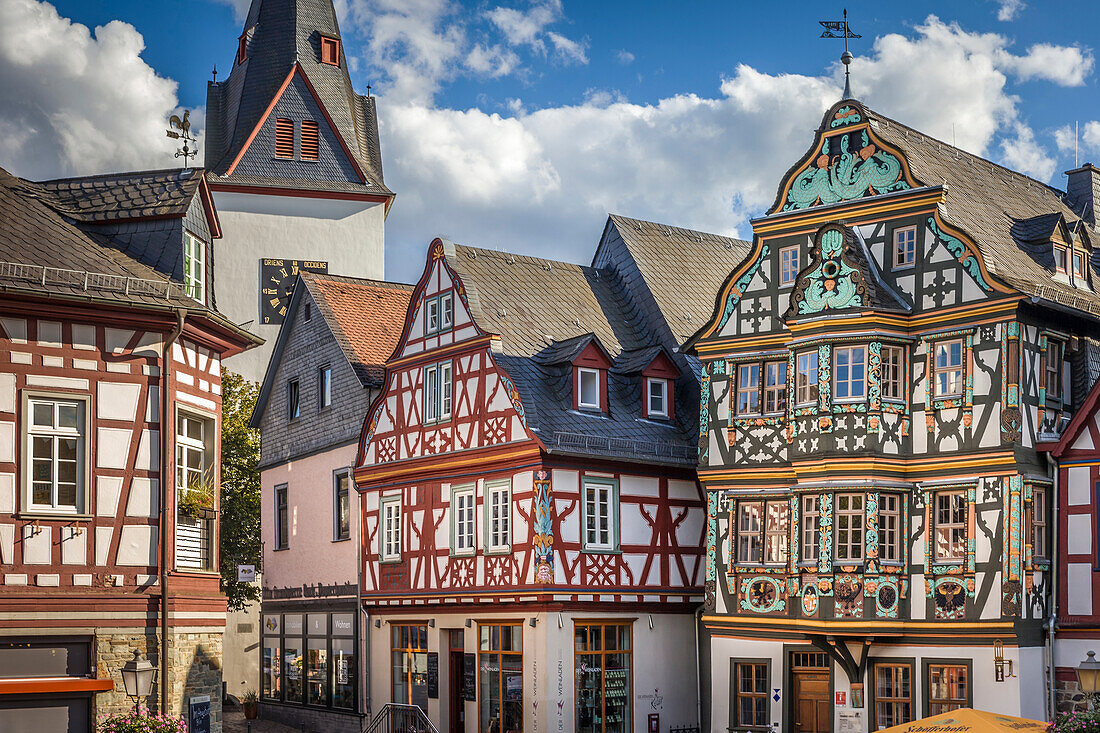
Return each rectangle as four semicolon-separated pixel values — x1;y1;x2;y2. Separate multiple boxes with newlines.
877;708;1048;733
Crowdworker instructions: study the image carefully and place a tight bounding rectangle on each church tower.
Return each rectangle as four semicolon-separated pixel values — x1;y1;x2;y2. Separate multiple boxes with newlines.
204;0;394;379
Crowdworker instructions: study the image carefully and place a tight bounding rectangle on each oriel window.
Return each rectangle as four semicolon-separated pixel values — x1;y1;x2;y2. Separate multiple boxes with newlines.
879;494;902;563
796;351;819;405
764;361;787;414
1031;489;1048;560
1045;339;1063;402
834;345;866;401
834;493;864;563
737;500;788;565
882;345;906;402
893;226;917;269
779;245;800;286
801;495;820;563
737;363;760;415
933;491;967;563
933;340;964;398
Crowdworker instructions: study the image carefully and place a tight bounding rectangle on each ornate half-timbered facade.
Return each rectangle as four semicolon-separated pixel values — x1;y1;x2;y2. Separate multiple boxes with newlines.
354;221;744;733
688;100;1100;731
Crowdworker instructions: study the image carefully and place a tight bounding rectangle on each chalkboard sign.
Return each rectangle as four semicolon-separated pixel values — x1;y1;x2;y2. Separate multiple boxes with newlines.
463;653;476;702
188;695;210;733
427;652;439;699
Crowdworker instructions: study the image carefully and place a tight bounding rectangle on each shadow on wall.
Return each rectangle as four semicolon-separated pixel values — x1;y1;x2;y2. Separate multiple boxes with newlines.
182;641;224;730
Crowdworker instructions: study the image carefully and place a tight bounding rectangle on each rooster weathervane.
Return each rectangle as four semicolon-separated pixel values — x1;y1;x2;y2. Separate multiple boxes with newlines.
166;110;197;167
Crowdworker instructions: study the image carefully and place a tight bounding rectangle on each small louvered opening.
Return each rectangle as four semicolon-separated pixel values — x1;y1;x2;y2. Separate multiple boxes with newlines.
320;36;340;66
275;118;294;159
237;34;247;64
300;120;319;160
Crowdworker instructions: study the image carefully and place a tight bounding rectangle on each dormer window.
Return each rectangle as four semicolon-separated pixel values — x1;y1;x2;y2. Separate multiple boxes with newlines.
1054;245;1068;273
183;231;205;303
577;368;601;410
320;35;341;66
639;348;680;419
646;378;668;418
237;33;248;64
1074;251;1087;280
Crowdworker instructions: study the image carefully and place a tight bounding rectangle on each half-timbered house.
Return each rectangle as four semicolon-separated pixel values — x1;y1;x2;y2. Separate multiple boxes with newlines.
353;221;743;733
687;98;1100;731
0;166;259;730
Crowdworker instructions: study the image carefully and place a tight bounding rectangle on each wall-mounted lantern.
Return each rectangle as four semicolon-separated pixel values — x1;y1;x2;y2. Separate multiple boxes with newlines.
121;651;157;710
994;639;1015;682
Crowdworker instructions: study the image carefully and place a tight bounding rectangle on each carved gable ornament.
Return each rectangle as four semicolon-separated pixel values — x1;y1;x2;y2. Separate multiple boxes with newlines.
786;223;868;318
770;102;921;214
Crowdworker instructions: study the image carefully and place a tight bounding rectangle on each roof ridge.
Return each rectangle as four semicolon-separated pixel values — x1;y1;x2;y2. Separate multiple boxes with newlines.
300;270;413;289
35;168;202;185
609;212;751;244
452;242;602;273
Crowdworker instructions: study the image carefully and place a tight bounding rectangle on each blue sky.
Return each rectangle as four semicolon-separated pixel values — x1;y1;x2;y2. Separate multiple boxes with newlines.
4;0;1100;281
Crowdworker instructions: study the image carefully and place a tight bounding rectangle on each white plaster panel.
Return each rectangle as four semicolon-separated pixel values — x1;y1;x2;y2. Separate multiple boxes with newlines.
1075;424;1095;450
71;323;96;350
143;365;159;377
177;391;216;411
42;355;64;368
1069;466;1091;505
619;504;652;545
9;352;31;365
4;574;26;585
106;363;130;374
909;574;925;619
106;328;135;354
145;386;160;423
1;317;27;343
95;527;113;565
126;478;159;518
60;526;87;565
117;525;157;566
98;382;142;422
35;574;59;586
96;475;123;517
73;359;97;371
177;371;195;386
22;525;51;564
0;524;13;563
0;372;14;413
132;332;162;359
208;356;220;376
621;475;659;498
37;320;61;347
96;428;132;469
73;574;92;586
0;474;11;514
1068;514;1093;555
1069;563;1093;615
677;508;704;548
26;375;88;390
0;421;13;463
135;430;159;471
668;479;699;501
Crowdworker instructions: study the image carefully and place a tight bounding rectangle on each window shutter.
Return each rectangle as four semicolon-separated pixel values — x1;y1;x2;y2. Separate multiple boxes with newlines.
237;34;248;64
274;119;294;159
321;36;340;66
300;120;319;160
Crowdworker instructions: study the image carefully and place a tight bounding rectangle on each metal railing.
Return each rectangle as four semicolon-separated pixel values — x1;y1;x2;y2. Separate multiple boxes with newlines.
364;703;439;733
0;260;187;300
551;430;698;460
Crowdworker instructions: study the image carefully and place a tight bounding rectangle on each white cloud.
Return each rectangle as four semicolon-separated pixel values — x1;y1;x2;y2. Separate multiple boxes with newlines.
996;42;1093;86
1000;123;1055;180
547;31;587;64
1055;121;1100;163
209;0;251;22
996;0;1025;22
0;0;186;178
486;0;560;52
466;43;521;78
615;50;635;65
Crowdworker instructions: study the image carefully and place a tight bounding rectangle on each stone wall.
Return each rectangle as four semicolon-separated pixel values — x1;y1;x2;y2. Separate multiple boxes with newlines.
1055;678;1093;714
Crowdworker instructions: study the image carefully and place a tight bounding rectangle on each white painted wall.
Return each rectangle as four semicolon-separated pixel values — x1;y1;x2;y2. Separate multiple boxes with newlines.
212;191;386;381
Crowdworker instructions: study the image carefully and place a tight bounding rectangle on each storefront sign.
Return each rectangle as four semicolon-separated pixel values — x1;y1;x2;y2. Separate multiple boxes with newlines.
427;652;439;699
263;581;356;600
463;653;476;702
835;691;846;706
188;695;210;733
237;565;256;583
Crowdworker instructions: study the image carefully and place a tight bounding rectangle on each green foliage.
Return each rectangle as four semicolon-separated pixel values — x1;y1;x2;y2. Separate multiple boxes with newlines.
219;370;262;611
98;706;186;733
1050;706;1100;733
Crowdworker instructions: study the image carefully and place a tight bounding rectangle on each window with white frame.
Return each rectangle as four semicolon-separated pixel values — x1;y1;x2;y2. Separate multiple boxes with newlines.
779;245;799;286
176;413;208;495
834;345;866;401
486;480;511;552
737;363;760;415
764;361;787;414
893;226;916;269
577;368;601;410
318;365;332;409
26;396;86;513
933;340;964;398
423;361;453;423
440;292;453;331
183;231;206;303
646;377;669;418
736;499;789;565
882;345;906;402
1045;338;1063;404
287;378;300;420
426;298;439;334
1031;488;1048;560
425;292;454;336
834;493;864;563
333;470;351;541
801;494;820;563
177;411;215;570
796;351;819;405
879;493;902;562
933;490;967;563
451;486;475;555
583;479;617;551
381;497;401;561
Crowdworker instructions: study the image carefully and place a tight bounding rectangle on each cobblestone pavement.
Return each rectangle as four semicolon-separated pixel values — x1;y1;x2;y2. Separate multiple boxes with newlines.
223;708;304;733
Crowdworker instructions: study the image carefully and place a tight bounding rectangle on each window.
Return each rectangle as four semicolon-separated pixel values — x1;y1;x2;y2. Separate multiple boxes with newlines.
479;623;523;733
1055;245;1068;273
737;363;761;415
306;615;329;705
318;366;332;409
893;226;917;269
575;622;631;733
578;368;601;410
320;35;341;66
1074;251;1087;280
440;292;453;331
933;491;966;563
304;301;311;322
933;340;963;398
237;33;248;64
834;493;864;563
275;484;289;550
486;480;511;552
300;120;319;161
380;496;401;560
176;411;215;570
646;377;669;418
287;379;300;420
333;470;351;541
764;361;787;414
927;664;968;714
262;630;282;701
183;231;205;303
873;663;912;729
275;118;294;159
423;361;453;423
801;495;820;563
1031;489;1048;560
879;494;901;563
779;246;800;286
834;345;866;401
732;661;768;729
284;615;303;703
391;624;428;709
426;297;439;334
796;351;819;405
425;293;454;335
736;500;788;565
1045;339;1063;403
583;479;617;551
451;485;475;555
26;396;86;513
882;345;906;402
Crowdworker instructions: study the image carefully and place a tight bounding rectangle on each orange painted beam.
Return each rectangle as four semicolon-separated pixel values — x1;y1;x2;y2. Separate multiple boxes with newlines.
0;677;115;695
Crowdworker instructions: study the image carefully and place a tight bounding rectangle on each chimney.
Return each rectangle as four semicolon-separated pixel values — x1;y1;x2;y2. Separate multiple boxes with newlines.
1065;163;1100;226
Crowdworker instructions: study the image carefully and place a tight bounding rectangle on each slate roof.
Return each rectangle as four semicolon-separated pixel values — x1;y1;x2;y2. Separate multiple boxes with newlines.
440;241;698;466
601;214;752;344
303;272;413;385
204;0;391;197
30;169;203;222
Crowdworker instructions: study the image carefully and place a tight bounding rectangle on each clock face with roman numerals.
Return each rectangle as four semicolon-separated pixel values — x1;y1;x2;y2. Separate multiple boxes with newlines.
259;258;328;325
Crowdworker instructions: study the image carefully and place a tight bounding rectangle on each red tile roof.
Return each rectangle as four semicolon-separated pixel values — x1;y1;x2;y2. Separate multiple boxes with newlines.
302;271;413;385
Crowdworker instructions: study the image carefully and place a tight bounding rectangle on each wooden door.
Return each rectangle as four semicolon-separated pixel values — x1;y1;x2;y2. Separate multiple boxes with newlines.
449;650;465;733
792;670;831;733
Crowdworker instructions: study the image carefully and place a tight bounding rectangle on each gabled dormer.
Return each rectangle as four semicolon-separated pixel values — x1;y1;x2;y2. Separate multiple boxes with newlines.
613;346;681;420
1012;212;1094;289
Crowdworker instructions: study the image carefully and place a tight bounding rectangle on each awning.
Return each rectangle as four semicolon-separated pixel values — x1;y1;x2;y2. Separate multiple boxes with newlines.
878;708;1047;733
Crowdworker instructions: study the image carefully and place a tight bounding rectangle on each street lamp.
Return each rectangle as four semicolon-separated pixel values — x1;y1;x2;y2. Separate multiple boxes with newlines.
121;651;157;710
1077;650;1100;710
